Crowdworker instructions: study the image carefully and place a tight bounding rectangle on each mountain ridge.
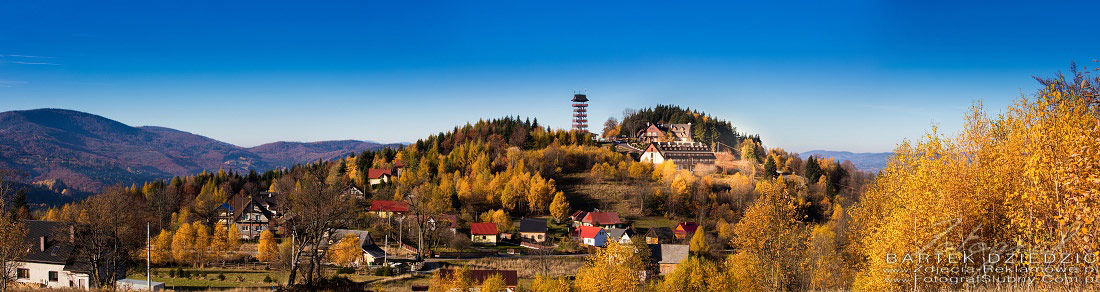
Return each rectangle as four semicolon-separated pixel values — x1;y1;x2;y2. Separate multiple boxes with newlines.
0;108;400;195
800;150;893;173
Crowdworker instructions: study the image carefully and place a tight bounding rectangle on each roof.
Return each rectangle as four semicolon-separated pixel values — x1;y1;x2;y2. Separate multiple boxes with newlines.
675;222;699;234
230;195;276;222
22;220;75;265
571;93;589;102
578;226;605;239
470;222;499;235
582;212;623;226
646;142;715;157
369;200;410;212
652;244;689;264
438;269;518;287
606;228;634;239
519;218;548;233
367;168;393;179
645;227;675;240
570;210;588;221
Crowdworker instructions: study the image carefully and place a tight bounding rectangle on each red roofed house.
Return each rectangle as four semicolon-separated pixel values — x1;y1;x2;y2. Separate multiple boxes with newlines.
674;222;699;240
577;226;608;247
368;200;409;219
581;212;626;229
470;222;499;245
437;269;518;292
367;169;393;186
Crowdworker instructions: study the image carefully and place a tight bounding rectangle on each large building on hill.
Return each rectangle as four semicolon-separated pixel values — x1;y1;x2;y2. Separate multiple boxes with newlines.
640;142;716;171
636;122;694;143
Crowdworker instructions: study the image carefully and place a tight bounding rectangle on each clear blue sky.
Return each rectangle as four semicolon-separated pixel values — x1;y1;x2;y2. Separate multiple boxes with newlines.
1;1;1096;152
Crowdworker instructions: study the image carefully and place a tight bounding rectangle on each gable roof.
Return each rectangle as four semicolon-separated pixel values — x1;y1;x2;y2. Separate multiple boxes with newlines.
232;196;275;222
675;222;699;234
519;218;548;233
438;269;518;287
22;220;74;265
570;210;588;222
367;169;393;179
652;244;689;264
470;222;499;235
578;226;605;239
369;200;410;213
645;227;675;241
582;212;622;226
606;228;634;239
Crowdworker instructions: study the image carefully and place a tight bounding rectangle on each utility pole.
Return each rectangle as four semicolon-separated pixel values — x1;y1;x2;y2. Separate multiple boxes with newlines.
146;223;151;291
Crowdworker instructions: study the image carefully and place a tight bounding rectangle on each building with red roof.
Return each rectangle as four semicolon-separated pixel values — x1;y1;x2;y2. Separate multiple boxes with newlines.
367;169;393;186
470;222;499;245
577;226;608;247
581;211;626;229
368;200;409;219
674;222;699;240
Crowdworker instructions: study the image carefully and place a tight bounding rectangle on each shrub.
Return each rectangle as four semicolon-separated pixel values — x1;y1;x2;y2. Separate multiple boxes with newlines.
335;266;355;274
373;266;396;276
263;275;275;283
168;269;176;278
217;273;226;281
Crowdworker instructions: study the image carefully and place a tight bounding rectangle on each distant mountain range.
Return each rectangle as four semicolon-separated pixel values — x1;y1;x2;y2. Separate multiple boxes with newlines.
0;108;402;197
800;150;893;173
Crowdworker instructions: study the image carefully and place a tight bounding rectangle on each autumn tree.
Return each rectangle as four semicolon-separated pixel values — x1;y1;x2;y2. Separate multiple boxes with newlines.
688;226;709;256
283;168;358;287
327;234;362;267
479;273;506;292
67;187;146;286
0;169;27;292
549;191;570;223
574;241;647;292
151;229;173;265
257;230;277;262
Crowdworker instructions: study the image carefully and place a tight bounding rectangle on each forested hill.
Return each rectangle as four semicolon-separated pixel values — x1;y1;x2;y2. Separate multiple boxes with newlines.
0;108;400;195
619;105;759;147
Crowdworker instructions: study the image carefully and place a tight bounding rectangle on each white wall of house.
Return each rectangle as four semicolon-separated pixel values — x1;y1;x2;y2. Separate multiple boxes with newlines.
582;232;608;247
12;261;91;289
369;175;390;186
641;151;664;164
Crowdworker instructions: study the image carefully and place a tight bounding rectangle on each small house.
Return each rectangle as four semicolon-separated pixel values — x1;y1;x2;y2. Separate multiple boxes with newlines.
644;227;675;244
606;228;635;244
580;212;625;229
323;229;387;266
470;222;499;245
650;244;689;275
577;226;608;247
367;169;393;186
368;200;410;219
519;218;549;243
14;221;97;289
569;210;588;227
674;222;699;240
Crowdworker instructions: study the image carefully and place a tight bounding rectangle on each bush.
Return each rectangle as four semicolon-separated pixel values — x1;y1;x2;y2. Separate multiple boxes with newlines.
335;266;355;274
263;275;275;283
217;273;226;281
373;266;396;276
168;269;176;278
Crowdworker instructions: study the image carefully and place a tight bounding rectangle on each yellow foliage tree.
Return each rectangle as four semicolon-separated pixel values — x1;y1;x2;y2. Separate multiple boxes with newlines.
192;222;211;266
151;229;173;265
532;275;572;292
226;224;241;252
549;191;570;223
171;222;194;263
479;273;505;292
662;256;719;292
327;234;362;267
257;230;278;262
688;226;708;255
574;241;646;292
212;223;229;256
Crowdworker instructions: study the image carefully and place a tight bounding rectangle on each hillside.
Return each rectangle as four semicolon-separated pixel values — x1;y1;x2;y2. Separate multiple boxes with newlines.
0;108;398;194
800;150;892;173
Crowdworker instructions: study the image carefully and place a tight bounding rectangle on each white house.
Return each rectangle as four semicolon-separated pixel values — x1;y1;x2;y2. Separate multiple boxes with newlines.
367;169;393;186
12;221;95;289
578;226;608;247
606;228;635;244
639;142;717;171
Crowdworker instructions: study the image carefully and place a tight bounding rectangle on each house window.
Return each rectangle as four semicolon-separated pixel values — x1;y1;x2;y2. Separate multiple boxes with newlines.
243;225;250;231
16;268;28;279
49;271;58;282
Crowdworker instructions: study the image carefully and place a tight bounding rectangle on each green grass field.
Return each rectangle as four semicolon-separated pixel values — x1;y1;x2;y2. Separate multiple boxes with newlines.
127;267;389;290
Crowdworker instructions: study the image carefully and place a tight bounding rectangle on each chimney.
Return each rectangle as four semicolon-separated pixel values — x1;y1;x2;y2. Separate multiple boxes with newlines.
39;236;46;252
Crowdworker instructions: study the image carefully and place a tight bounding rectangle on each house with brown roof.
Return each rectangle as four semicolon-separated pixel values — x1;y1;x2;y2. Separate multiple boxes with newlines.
436;269;518;292
368;200;409;219
569;210;588;227
577;226;608;247
321;229;387;267
674;222;699;240
635;123;695;143
580;211;626;229
215;193;283;239
645;227;676;244
470;222;499;245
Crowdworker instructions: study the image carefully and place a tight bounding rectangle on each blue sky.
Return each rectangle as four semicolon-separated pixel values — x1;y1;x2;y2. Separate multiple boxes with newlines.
1;1;1096;152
